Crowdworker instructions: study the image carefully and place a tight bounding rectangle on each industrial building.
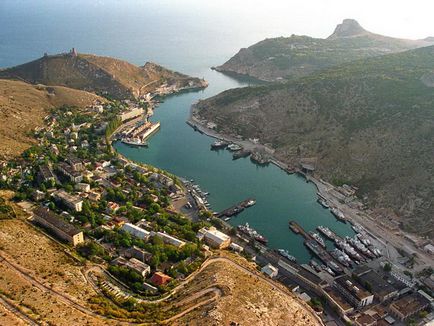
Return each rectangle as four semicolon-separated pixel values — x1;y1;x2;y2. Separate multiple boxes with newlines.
32;207;84;246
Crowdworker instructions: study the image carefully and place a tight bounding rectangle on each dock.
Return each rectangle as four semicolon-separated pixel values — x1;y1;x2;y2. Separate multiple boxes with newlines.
288;221;346;273
216;198;255;218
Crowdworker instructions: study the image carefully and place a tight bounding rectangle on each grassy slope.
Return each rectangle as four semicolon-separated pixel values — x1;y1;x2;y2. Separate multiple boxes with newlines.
0;53;204;99
197;46;434;237
0;79;103;158
218;29;433;81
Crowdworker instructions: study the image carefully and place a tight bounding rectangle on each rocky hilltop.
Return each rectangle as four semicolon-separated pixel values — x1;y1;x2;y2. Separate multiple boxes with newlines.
197;45;434;237
0;49;207;99
216;19;434;81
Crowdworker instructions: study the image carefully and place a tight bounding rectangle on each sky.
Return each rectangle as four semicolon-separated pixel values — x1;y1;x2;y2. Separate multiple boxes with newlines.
172;0;434;40
0;0;432;71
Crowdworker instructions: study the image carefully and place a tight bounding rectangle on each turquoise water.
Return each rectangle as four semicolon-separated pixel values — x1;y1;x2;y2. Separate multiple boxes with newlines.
113;68;355;263
1;0;355;263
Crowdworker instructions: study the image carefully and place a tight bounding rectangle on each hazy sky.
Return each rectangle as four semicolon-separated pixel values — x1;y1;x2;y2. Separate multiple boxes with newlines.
159;0;434;40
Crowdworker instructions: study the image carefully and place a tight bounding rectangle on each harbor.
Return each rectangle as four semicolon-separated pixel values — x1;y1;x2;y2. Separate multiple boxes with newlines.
114;69;363;264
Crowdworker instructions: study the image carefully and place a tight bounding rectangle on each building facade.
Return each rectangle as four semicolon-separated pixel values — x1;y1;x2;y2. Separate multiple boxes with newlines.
32;207;84;246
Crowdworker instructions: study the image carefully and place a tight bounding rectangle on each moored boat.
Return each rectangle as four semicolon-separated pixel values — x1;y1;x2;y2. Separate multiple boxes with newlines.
237;223;268;244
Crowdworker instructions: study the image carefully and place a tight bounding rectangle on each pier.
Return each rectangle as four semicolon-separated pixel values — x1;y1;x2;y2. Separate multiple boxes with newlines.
288;221;346;272
216;198;256;218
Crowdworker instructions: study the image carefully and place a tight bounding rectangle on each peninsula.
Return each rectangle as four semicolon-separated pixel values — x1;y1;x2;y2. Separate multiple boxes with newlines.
215;19;434;81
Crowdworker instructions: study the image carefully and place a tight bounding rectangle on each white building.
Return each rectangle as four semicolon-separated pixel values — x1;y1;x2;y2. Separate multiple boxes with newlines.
424;244;434;255
119;107;144;122
75;183;90;193
122;223;150;241
261;263;278;278
52;190;83;212
197;227;231;249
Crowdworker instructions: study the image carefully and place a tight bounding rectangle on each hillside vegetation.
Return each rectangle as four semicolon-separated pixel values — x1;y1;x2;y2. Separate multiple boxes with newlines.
216;19;434;81
0;51;206;99
0;79;104;158
197;45;434;237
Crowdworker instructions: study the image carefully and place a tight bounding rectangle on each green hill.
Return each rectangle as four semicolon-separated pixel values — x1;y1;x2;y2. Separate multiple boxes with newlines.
216;19;434;81
0;49;207;99
197;45;434;237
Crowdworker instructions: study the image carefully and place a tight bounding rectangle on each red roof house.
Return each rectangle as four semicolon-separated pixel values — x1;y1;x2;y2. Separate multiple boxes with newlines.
150;272;172;286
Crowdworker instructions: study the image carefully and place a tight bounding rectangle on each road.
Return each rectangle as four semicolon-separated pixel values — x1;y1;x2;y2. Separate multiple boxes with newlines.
0;294;38;326
85;255;323;325
313;178;434;273
1;250;323;325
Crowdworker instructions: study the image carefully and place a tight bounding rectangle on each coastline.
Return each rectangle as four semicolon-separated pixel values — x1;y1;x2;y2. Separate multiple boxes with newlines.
187;105;434;273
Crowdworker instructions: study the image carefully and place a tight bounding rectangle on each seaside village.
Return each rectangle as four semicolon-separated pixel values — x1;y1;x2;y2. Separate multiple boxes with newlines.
1;93;433;326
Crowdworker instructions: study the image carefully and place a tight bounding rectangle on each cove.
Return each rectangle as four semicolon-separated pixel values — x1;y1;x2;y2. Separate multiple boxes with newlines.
114;68;355;264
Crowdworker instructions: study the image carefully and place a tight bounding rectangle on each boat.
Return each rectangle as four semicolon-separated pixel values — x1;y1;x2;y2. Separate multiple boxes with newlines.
326;261;342;274
277;249;297;262
227;143;242;151
317;226;337;240
320;264;336;276
317;198;330;209
224;217;230;221
335;239;363;261
347;236;375;259
245;199;256;207
330;248;352;267
210;140;228;150
309;231;326;248
310;260;322;273
237;223;268;244
121;138;148;147
331;207;346;222
289;221;300;234
250;151;270;166
232;149;251;160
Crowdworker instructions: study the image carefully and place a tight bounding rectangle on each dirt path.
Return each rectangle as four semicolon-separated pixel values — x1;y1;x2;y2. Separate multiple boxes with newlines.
0;293;38;326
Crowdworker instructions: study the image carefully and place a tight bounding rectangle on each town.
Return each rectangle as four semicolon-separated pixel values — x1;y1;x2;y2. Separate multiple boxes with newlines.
0;91;433;326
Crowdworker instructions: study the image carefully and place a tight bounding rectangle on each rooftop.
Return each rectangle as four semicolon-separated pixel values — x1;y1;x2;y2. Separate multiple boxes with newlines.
335;275;372;301
356;269;397;297
53;189;82;204
33;207;81;237
390;293;430;316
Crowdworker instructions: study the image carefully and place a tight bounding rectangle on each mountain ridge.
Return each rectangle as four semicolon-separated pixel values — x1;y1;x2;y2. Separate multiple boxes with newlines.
0;50;207;99
197;45;434;237
216;19;434;81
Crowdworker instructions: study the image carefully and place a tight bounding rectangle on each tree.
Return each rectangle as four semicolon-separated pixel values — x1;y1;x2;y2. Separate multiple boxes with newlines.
383;262;392;272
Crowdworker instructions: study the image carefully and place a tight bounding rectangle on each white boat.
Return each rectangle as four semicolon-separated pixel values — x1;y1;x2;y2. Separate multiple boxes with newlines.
227;143;242;151
277;249;297;262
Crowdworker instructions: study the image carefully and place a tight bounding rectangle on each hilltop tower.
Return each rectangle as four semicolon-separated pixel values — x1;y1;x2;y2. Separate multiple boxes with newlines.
70;48;78;57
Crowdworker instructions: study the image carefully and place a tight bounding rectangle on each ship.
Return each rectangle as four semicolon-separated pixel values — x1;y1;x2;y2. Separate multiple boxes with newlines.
232;149;251;160
331;207;346;222
317;226;337;241
237;223;268;244
346;236;375;259
330;248;352;267
227;143;242;151
121;137;148;147
320;264;335;276
335;239;363;262
277;249;297;262
289;221;300;234
326;261;342;274
310;260;322;273
210;140;228;150
309;231;326;248
317;198;330;209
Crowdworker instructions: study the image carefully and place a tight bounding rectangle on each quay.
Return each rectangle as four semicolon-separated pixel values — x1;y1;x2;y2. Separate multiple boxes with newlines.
216;198;256;218
288;221;346;273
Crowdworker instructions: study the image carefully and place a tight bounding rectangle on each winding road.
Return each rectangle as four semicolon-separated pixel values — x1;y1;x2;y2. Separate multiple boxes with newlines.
1;252;323;325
